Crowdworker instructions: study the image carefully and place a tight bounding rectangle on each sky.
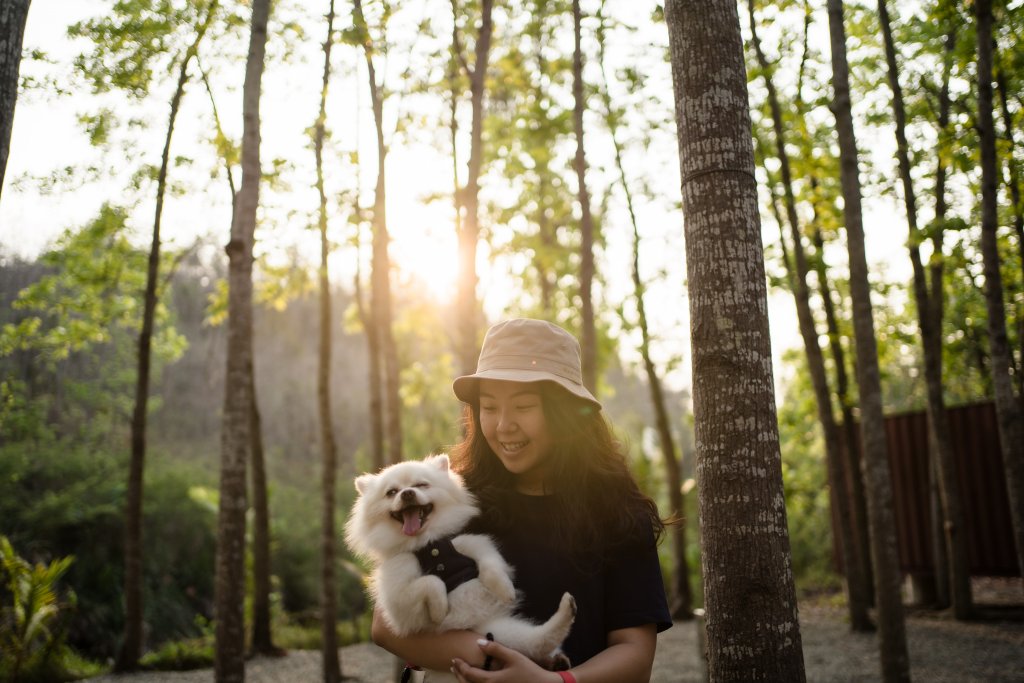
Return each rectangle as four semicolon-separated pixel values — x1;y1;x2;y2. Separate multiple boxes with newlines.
0;0;915;401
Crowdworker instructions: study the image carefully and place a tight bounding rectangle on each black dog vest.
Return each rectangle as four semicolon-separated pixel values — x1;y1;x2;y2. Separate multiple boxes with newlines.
413;537;479;593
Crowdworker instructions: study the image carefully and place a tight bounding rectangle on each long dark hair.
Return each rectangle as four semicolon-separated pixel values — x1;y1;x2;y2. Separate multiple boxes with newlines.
449;381;665;557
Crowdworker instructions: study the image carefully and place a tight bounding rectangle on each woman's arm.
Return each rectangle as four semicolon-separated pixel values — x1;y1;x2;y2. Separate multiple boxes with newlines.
451;623;658;683
370;608;488;673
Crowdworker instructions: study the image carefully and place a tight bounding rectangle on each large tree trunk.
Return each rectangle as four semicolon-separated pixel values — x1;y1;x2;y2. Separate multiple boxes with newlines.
0;0;30;201
877;0;971;619
314;2;341;680
975;0;1024;578
248;368;277;655
215;0;269;680
572;0;597;395
354;0;402;467
747;0;871;632
117;7;217;668
825;1;910;680
664;2;805;680
452;0;492;378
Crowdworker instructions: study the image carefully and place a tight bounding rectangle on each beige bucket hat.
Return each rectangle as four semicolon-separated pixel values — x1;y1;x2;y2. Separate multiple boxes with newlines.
453;318;601;410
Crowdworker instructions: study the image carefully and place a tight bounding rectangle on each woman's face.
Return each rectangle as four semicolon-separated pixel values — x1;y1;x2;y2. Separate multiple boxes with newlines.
477;379;554;494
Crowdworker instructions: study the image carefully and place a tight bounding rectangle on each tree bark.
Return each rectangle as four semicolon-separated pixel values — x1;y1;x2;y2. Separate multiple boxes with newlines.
354;0;402;467
825;1;910;679
452;0;492;379
665;1;805;679
572;0;597;395
747;0;871;632
314;3;341;679
215;0;269;680
248;366;277;655
118;5;218;669
877;0;971;619
975;0;1024;579
0;0;30;201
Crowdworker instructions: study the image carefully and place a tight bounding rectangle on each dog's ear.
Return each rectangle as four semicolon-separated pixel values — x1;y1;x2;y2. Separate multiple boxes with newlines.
354;473;375;494
425;453;450;472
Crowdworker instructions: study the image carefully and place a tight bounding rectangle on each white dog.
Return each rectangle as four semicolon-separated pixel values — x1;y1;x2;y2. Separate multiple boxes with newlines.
344;455;575;679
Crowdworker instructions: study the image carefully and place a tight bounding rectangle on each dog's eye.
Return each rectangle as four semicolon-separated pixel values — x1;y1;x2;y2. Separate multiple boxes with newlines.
385;488;398;498
414;482;429;489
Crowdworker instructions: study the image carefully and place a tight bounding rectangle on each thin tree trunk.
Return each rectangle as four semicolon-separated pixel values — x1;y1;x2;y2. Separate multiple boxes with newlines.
877;0;971;619
314;2;341;680
596;2;692;620
665;1;805;679
353;0;402;466
826;1;910;680
975;0;1024;579
0;0;30;201
747;0;871;632
572;0;597;395
452;0;493;378
215;0;269;680
248;364;277;654
117;6;217;668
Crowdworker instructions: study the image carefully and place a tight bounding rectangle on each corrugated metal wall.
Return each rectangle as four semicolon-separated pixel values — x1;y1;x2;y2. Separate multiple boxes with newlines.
837;401;1018;577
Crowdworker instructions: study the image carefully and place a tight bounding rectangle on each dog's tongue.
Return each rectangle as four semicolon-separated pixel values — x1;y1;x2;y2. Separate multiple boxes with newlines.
402;508;422;536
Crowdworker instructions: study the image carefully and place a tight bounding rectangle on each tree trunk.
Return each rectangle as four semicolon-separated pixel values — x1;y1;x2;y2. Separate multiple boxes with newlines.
975;0;1024;579
314;3;341;679
0;0;30;201
877;0;971;619
354;0;402;467
248;366;277;655
453;0;493;378
825;1;910;680
117;6;217;668
572;0;597;395
215;0;269;680
747;0;871;632
665;2;806;679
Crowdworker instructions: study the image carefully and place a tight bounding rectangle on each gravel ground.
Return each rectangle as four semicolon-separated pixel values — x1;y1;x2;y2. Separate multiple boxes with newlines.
84;579;1024;683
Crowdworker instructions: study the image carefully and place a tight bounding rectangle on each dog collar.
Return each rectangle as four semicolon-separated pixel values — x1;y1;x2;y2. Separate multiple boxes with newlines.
413;537;479;593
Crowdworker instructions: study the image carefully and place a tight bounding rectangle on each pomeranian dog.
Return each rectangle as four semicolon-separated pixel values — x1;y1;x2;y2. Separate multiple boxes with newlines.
344;454;576;678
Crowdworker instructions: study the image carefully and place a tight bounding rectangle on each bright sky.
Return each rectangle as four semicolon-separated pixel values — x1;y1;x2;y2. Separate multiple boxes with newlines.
0;0;914;400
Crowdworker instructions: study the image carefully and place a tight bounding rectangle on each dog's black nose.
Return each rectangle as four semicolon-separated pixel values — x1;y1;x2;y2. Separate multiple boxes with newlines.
400;489;416;501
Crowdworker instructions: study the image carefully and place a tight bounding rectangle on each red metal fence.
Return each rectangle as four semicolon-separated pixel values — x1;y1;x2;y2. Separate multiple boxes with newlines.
842;401;1018;577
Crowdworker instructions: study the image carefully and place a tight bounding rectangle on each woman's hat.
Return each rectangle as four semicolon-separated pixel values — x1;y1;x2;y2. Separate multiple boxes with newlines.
452;318;601;409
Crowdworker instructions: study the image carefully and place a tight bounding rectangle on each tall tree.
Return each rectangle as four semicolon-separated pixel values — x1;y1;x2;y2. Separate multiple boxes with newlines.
353;0;402;466
826;0;910;680
0;0;30;201
215;0;270;679
746;0;870;632
117;2;219;670
975;0;1024;578
664;1;806;679
314;2;341;680
596;2;691;620
877;0;972;618
451;0;493;378
572;0;597;394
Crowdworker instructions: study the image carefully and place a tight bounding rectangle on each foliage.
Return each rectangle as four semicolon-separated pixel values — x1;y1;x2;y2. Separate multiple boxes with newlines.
0;536;93;683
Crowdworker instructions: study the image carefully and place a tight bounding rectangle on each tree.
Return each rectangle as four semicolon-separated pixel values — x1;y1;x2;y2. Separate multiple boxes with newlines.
451;0;493;378
746;0;870;632
571;0;597;394
975;0;1024;579
116;2;220;670
215;0;270;679
313;1;341;680
0;0;30;202
664;1;806;679
825;0;910;680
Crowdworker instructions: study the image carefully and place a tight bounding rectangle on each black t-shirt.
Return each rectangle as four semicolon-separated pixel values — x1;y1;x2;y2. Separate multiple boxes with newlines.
467;491;672;666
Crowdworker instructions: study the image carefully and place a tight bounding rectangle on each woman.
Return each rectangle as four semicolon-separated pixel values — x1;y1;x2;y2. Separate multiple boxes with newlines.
372;318;672;682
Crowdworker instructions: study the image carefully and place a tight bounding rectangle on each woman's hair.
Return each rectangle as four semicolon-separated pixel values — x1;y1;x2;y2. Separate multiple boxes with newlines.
449;381;665;557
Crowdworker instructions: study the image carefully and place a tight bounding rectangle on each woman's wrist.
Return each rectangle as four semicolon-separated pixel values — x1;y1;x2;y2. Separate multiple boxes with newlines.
554;671;577;683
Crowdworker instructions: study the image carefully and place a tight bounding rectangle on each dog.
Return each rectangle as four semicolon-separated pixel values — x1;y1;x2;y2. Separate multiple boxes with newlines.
344;454;576;679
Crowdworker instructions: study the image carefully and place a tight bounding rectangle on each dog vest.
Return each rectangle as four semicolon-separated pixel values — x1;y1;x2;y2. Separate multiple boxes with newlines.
413;537;479;593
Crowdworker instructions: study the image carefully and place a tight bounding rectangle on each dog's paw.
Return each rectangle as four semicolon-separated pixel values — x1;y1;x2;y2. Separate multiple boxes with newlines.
560;592;577;618
549;650;572;671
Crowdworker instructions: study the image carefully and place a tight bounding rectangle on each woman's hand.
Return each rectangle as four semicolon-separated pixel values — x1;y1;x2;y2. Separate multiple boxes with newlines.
450;639;562;683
